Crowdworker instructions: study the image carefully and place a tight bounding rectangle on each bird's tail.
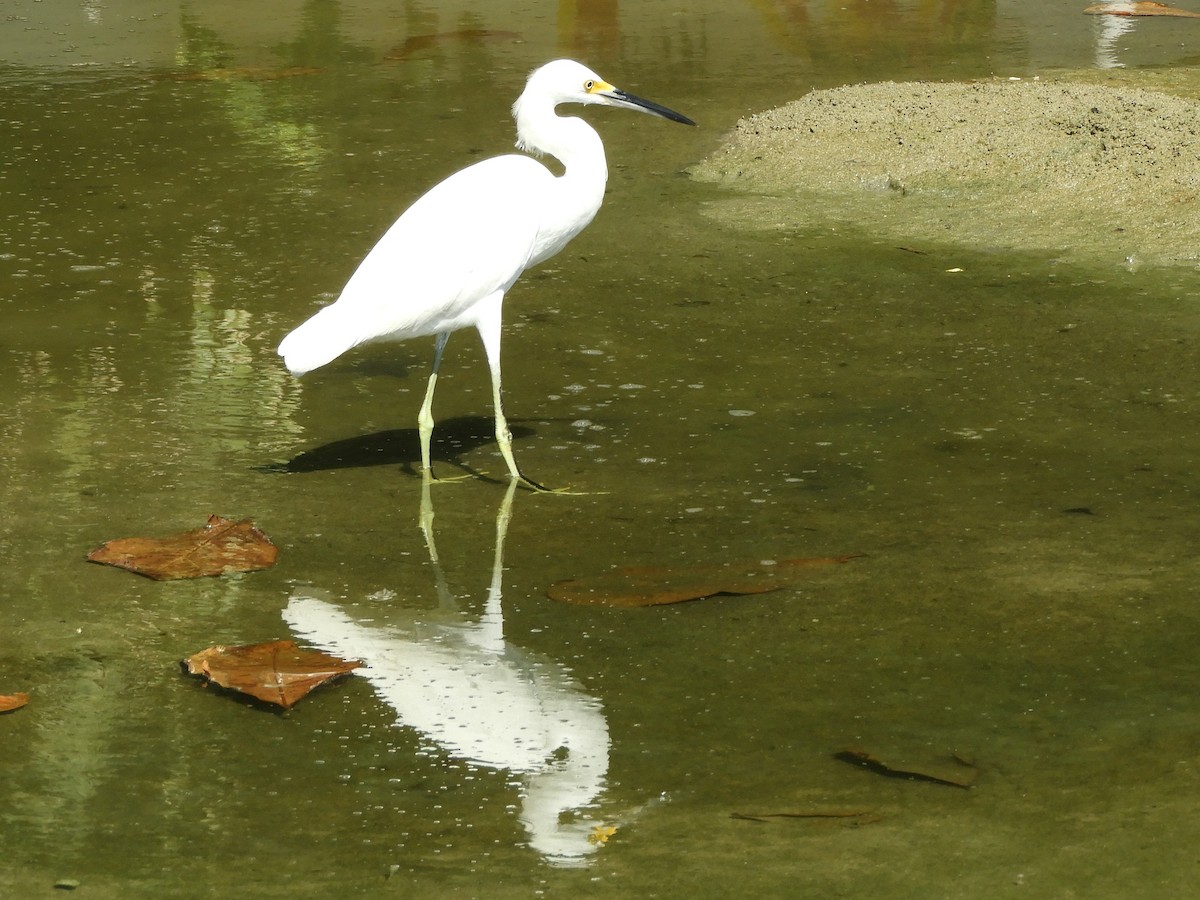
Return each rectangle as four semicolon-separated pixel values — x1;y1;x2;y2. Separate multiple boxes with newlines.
277;304;362;376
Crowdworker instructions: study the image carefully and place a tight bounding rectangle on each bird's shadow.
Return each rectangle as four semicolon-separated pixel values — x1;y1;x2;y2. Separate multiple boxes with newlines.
258;415;535;478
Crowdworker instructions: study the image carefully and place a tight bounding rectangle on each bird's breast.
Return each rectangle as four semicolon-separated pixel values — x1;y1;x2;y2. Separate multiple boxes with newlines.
528;177;605;267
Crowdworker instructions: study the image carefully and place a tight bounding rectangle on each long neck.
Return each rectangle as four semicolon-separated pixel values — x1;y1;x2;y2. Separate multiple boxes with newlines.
514;93;608;183
513;98;609;264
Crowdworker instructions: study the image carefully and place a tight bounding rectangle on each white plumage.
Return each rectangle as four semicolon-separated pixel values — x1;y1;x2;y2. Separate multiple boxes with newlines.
278;59;694;489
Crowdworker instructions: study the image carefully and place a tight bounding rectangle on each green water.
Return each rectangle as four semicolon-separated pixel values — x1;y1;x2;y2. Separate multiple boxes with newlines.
3;2;1199;897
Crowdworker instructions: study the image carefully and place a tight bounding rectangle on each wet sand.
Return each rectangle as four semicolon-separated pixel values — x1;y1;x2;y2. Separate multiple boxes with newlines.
691;71;1200;268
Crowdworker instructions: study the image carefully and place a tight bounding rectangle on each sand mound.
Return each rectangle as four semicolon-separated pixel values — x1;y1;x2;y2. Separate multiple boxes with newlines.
692;77;1200;267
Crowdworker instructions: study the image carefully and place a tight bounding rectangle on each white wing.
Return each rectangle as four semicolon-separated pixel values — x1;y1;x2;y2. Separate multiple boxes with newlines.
279;154;554;374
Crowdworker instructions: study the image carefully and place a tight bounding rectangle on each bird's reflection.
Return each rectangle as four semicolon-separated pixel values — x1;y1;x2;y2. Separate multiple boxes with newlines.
283;480;612;867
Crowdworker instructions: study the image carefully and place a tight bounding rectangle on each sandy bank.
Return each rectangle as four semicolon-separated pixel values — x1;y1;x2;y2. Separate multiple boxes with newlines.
691;73;1200;268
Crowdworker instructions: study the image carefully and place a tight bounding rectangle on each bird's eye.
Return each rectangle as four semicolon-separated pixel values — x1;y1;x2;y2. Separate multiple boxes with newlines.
583;80;595;91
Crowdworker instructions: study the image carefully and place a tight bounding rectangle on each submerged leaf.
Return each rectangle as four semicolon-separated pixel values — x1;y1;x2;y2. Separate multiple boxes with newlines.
835;748;978;789
731;809;880;825
87;515;278;580
182;640;361;709
548;555;861;607
0;692;29;713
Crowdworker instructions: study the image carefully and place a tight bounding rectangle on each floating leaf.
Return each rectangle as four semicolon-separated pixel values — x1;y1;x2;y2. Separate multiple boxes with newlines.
1084;1;1200;16
835;748;979;789
0;692;29;713
548;555;861;607
87;515;278;580
181;640;361;709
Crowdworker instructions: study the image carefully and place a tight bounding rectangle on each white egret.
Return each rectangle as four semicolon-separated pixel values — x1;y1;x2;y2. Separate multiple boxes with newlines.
278;59;695;490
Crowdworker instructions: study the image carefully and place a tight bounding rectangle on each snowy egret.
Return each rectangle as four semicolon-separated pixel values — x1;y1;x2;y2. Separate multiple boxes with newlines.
278;59;695;490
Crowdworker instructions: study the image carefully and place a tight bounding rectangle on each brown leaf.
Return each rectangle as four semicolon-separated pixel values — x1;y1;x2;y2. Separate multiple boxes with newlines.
181;640;361;709
1084;1;1200;16
547;555;861;607
0;692;29;713
87;515;279;580
835;748;979;789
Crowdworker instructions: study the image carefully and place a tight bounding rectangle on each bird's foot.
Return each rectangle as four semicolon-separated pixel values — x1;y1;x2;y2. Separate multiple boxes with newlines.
513;473;603;495
422;469;474;486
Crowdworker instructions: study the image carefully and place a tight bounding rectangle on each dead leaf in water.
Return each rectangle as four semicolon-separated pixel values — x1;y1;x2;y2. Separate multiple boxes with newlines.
731;808;880;825
835;748;978;789
182;640;361;709
1084;1;1200;17
547;555;861;607
87;515;278;580
0;692;29;713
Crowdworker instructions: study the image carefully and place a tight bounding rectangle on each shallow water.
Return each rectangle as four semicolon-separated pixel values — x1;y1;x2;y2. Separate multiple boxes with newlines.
3;2;1200;897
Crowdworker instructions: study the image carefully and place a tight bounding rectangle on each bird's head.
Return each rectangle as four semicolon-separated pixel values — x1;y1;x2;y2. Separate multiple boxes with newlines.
517;59;696;126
